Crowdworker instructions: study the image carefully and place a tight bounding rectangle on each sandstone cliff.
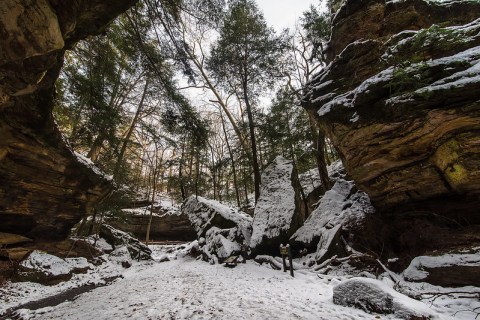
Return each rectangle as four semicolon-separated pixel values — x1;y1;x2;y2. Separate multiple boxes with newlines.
0;0;137;240
303;0;480;258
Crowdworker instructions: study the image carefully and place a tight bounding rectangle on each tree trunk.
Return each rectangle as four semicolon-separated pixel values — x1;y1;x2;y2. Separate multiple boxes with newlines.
87;134;104;162
221;111;241;207
317;129;332;190
242;81;261;203
87;208;98;235
113;78;149;179
179;137;187;200
185;49;252;162
208;142;217;200
194;146;200;199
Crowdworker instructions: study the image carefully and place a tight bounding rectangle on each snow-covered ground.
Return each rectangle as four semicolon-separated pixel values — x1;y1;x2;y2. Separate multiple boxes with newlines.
8;259;379;319
2;244;479;320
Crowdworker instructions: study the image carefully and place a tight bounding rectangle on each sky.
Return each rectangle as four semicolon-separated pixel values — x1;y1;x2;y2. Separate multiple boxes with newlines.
256;0;319;31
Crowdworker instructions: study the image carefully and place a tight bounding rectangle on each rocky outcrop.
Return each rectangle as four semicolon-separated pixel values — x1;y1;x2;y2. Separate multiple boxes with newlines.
298;160;345;215
181;196;252;263
15;251;91;285
291;179;374;262
403;250;480;287
250;156;306;255
99;224;151;260
0;0;137;240
106;207;196;241
182;195;252;241
303;0;480;258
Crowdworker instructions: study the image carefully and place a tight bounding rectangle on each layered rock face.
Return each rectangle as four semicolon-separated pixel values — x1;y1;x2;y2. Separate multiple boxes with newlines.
0;0;137;239
106;207;197;241
303;0;480;256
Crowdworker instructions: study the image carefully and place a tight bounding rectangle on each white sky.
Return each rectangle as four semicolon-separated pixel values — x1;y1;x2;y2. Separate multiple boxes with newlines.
256;0;319;31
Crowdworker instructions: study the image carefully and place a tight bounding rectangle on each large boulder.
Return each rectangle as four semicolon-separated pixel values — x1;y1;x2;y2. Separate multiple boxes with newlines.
181;196;252;263
99;224;151;260
302;0;480;258
202;227;244;263
333;277;437;319
181;195;252;241
403;250;480;287
0;0;137;241
15;251;91;285
250;156;306;255
298;160;345;215
291;179;374;262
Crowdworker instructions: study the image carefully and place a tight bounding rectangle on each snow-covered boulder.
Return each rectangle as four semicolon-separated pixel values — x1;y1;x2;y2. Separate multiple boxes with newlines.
100;224;152;260
108;246;133;268
202;227;243;262
182;195;252;242
299;160;345;214
403;251;480;287
65;257;91;274
290;179;374;263
16;251;75;285
333;277;438;319
250;156;306;255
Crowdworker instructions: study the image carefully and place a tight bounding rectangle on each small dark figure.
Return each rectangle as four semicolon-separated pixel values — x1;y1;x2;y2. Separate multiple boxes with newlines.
240;244;248;263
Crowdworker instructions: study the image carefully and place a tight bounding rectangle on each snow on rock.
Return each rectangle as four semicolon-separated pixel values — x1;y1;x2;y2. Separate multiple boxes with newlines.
250;156;306;255
65;257;91;273
181;195;252;242
108;246;133;268
298;160;345;214
99;224;151;260
403;251;480;287
15;251;74;285
291;179;374;262
203;227;242;262
74;151;113;181
333;277;439;319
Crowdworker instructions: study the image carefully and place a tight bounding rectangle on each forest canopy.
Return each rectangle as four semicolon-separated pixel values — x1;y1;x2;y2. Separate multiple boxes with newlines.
54;0;339;208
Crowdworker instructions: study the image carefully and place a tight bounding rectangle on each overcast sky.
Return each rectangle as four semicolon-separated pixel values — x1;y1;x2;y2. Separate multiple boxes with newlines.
256;0;319;31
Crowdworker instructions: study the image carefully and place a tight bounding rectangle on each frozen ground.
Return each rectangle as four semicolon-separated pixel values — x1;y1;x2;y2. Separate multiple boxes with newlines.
9;260;378;320
1;244;478;320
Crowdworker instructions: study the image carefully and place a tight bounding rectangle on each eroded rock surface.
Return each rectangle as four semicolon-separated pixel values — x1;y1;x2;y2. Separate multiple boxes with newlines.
303;0;480;257
182;196;252;263
0;0;137;240
250;156;306;255
106;206;197;242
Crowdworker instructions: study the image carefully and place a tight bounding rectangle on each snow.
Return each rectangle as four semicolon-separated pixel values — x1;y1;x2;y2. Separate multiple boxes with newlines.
333;277;440;319
291;179;374;248
182;195;252;242
5;255;398;320
65;257;90;272
204;227;241;260
123;194;181;217
403;252;480;281
19;251;73;277
298;160;345;197
0;253;128;315
250;156;298;250
3;243;478;319
74;151;113;181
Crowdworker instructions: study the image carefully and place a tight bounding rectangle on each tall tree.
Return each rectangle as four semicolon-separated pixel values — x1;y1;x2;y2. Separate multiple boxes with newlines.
208;0;286;203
